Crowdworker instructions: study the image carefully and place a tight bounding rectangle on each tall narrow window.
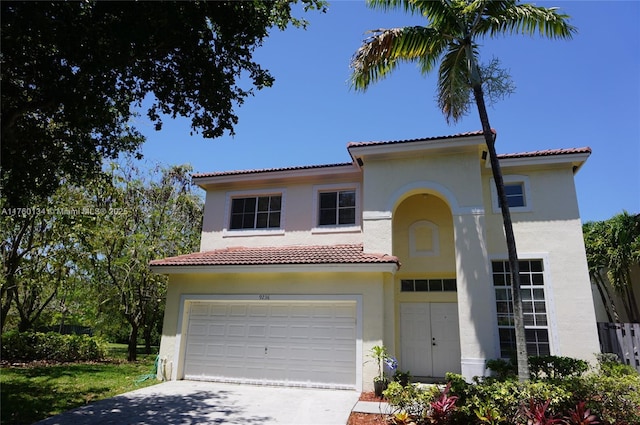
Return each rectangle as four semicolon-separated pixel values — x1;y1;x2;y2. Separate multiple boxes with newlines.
230;195;281;230
318;190;355;226
492;259;550;357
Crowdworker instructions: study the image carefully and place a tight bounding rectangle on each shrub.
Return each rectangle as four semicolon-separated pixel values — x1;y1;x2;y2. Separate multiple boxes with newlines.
485;358;516;380
486;355;589;381
383;381;440;419
1;331;107;362
529;355;589;380
596;352;638;378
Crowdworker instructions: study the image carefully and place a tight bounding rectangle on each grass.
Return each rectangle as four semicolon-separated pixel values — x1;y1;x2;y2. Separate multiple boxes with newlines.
0;344;159;425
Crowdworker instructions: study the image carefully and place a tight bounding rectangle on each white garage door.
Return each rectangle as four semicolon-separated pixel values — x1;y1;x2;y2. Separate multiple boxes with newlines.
183;300;357;389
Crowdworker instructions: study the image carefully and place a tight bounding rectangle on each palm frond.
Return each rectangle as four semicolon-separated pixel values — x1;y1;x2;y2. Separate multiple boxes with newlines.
366;0;422;15
479;2;577;39
350;26;446;91
437;42;472;123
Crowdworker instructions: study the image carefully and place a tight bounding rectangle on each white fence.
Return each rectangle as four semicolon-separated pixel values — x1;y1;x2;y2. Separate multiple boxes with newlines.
597;322;640;372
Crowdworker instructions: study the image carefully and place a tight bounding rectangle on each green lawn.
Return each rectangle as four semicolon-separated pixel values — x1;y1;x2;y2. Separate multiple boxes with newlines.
0;344;159;425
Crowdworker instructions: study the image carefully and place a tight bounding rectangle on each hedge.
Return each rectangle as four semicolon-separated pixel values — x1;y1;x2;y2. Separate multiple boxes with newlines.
1;331;107;362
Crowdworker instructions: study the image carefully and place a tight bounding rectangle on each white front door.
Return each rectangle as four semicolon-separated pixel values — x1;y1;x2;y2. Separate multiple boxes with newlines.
400;303;461;377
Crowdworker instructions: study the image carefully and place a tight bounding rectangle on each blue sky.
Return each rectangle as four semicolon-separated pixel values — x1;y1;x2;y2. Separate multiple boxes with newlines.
137;0;639;223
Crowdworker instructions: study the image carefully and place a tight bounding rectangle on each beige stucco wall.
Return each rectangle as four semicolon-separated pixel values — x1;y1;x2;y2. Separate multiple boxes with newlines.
481;166;600;363
360;150;497;378
200;176;365;251
158;270;393;391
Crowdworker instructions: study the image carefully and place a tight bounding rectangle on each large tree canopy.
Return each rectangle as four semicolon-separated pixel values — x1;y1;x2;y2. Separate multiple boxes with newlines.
1;0;325;206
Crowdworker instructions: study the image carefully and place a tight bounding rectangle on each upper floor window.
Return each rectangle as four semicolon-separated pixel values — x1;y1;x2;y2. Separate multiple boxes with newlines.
491;175;532;213
505;183;525;208
318;190;356;226
230;195;281;230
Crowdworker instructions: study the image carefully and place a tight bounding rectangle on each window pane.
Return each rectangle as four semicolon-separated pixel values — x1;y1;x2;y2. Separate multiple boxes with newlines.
506;183;525;208
493;274;506;286
495;288;510;301
531;261;543;272
492;262;505;273
230;214;243;230
505;184;523;196
256;212;268;228
270;196;282;211
535;314;548;326
519;260;530;272
429;280;443;291
241;212;254;229
532;274;544;285
339;191;355;207
401;280;413;292
319;192;337;208
338;207;355;225
533;289;545;301
231;198;245;214
499;328;516;358
243;198;256;213
443;279;457;291
319;209;336;225
257;196;270;211
269;212;281;228
415;280;428;291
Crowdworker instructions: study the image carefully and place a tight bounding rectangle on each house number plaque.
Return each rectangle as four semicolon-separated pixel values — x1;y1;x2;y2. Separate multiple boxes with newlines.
258;294;270;300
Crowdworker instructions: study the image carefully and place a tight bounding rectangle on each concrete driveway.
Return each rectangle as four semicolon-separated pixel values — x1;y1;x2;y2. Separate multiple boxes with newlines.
34;380;360;425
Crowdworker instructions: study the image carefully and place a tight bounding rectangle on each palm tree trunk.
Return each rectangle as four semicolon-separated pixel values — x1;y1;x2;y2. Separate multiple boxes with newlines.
472;82;530;381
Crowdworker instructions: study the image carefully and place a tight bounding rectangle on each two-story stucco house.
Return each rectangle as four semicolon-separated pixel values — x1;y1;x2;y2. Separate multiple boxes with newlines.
150;130;600;392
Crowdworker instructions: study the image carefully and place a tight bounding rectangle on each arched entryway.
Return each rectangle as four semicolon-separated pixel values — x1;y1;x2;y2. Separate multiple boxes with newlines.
392;192;462;378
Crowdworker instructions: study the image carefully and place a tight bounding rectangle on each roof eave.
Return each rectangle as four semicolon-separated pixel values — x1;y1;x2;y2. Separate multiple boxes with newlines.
193;163;359;189
150;262;400;275
348;134;486;164
490;152;591;173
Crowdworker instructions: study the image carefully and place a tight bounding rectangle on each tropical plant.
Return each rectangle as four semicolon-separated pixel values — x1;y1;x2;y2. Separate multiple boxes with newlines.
350;0;576;381
475;402;502;425
429;382;458;424
583;212;640;323
394;369;412;386
369;344;396;382
518;399;562;425
563;401;600;425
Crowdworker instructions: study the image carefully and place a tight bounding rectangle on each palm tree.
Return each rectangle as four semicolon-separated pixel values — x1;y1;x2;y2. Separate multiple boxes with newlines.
604;212;640;322
350;0;576;381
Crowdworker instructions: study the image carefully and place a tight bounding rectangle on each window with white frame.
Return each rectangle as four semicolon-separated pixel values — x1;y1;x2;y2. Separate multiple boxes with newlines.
491;175;532;213
318;189;356;226
505;183;526;208
492;259;550;357
229;194;281;230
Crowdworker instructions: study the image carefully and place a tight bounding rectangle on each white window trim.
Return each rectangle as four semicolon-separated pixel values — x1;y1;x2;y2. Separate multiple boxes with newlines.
489;253;558;358
223;188;286;237
409;220;440;257
490;175;532;213
311;183;361;234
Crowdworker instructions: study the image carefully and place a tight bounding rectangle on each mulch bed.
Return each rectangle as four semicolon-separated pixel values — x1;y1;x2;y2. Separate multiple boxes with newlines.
358;391;388;402
347;392;390;425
